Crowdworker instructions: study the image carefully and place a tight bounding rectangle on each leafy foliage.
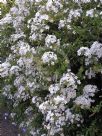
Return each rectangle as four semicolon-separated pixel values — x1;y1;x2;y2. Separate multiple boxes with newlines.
0;0;102;136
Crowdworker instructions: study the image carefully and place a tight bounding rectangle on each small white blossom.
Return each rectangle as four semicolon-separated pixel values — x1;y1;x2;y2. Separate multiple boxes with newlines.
41;51;57;65
49;84;60;94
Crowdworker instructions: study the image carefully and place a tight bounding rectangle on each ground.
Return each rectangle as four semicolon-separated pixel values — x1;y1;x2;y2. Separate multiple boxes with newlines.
0;109;20;136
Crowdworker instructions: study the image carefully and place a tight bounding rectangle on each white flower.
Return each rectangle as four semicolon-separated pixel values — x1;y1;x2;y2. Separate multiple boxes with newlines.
0;62;11;77
0;13;12;26
49;84;60;94
0;0;7;4
77;47;90;56
60;72;77;89
75;95;94;109
83;85;98;97
39;102;48;111
75;84;98;109
78;41;102;66
74;0;91;3
65;88;76;99
90;41;102;58
45;35;56;46
11;33;25;42
10;65;20;75
58;20;66;29
41;51;57;65
54;95;65;104
19;42;30;56
86;9;94;17
65;109;74;121
32;96;37;104
17;58;24;67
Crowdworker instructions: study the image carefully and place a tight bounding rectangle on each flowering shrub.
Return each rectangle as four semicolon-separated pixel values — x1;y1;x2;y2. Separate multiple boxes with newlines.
0;0;102;135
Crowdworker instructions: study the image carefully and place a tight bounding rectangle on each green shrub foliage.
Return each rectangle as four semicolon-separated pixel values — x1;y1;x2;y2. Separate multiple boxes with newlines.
0;0;102;135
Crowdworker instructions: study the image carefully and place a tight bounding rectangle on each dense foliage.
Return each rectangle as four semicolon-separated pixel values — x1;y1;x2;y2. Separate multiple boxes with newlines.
0;0;102;136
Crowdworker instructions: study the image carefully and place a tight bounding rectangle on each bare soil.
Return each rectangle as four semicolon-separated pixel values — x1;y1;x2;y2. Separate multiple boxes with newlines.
0;109;21;136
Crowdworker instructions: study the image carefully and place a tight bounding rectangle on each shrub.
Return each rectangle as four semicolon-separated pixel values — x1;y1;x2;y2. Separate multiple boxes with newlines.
0;0;102;135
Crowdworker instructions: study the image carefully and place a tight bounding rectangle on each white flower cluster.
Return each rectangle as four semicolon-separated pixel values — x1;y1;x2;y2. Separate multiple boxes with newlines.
0;62;11;77
0;0;102;135
38;70;81;135
75;85;98;109
77;47;90;57
77;41;102;79
78;41;102;65
45;34;60;48
10;32;26;42
28;11;49;41
86;9;95;17
0;13;12;25
0;0;33;40
27;0;102;43
73;0;102;4
0;41;42;102
0;0;7;4
45;0;63;13
48;84;60;94
41;51;57;65
60;70;81;89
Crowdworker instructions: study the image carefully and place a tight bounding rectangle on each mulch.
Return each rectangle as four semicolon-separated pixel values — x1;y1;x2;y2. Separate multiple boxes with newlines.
0;109;21;136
